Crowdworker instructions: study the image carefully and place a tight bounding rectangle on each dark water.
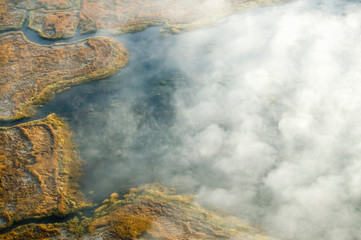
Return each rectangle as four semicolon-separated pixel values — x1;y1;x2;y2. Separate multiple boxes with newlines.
1;24;186;202
5;3;361;239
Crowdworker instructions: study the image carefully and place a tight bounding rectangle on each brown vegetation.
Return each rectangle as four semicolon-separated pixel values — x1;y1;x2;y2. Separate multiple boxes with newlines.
79;0;290;35
14;0;80;10
0;31;129;121
0;114;91;229
87;184;278;240
29;9;79;39
0;0;26;31
0;184;279;239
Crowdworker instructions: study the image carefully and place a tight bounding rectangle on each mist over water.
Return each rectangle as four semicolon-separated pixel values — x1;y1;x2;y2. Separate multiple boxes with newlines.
28;0;361;239
165;1;361;239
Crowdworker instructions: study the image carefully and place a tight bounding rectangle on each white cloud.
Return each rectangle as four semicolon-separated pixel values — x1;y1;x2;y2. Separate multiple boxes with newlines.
162;0;361;239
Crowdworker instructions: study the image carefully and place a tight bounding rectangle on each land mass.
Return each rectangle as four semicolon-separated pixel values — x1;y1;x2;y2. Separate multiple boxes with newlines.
14;0;81;10
1;0;291;39
0;31;129;121
29;9;80;39
0;0;26;31
0;1;293;239
0;114;91;230
0;184;279;240
79;0;290;35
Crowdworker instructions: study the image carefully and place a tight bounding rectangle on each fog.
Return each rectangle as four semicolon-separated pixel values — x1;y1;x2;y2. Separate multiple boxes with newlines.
50;0;361;239
165;1;361;239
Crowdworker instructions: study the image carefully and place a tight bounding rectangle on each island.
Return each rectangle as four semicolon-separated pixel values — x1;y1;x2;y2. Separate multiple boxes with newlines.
29;9;80;39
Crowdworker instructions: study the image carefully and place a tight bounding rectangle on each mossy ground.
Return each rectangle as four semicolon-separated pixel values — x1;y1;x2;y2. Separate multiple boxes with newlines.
0;183;280;240
0;32;129;121
0;114;92;229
